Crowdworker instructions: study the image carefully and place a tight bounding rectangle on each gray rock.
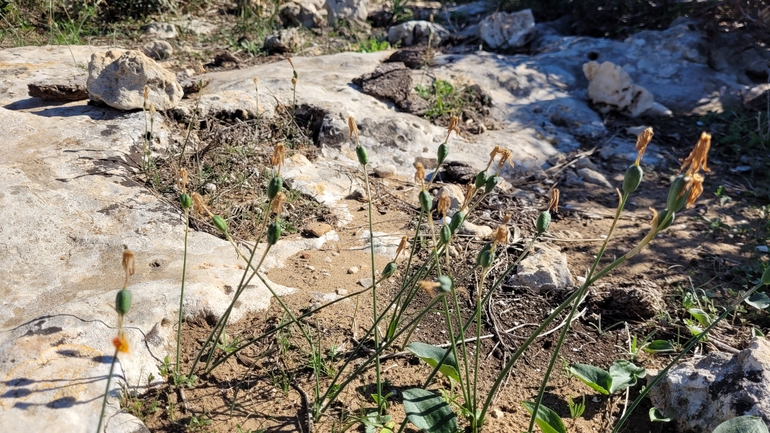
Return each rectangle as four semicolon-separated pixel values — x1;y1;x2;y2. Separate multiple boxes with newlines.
263;28;304;54
509;247;573;293
280;1;323;29
575;157;597;171
577;167;612;188
325;0;367;25
203;182;217;194
459;221;493;239
171;16;218;36
374;164;397;178
28;80;88;101
649;338;770;432
478;9;536;50
353;62;428;113
87;50;183;111
143;21;177;39
388;21;449;47
347;266;359;274
141;40;173;60
564;170;584;187
583;61;671;118
438;184;465;213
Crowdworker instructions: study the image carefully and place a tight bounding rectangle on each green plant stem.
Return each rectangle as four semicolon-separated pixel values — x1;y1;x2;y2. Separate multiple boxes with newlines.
179;93;201;164
176;208;190;375
613;280;766;432
96;348;119;433
362;166;384;414
472;267;490;431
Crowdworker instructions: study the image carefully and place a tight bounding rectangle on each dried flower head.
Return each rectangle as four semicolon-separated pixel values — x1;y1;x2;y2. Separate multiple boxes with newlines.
395;236;408;260
437;191;450;220
684;173;704;208
497;148;513;171
291;77;297;86
634;127;654;166
271;192;286;214
502;214;511;225
462;183;475;211
548;188;560;213
487;145;502;169
445;115;460;141
149;103;156;115
253;77;258;86
191;192;211;217
112;332;130;354
492;225;508;246
348;116;359;142
178;167;189;191
287;56;295;70
122;249;135;279
143;85;149;100
680;132;711;175
414;162;426;186
272;143;286;170
418;280;440;298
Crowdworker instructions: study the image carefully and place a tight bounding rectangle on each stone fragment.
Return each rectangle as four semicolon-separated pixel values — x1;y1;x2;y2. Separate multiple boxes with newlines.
508;247;573;293
171;16;218;36
385;48;429;69
143;21;178;39
437;184;465;212
649;338;770;432
600;281;665;320
491;408;504;419
374;164;397;178
347;266;359;274
263;28;304;54
325;0;368;25
280;1;323;29
353;62;428;113
305;222;332;237
336;288;348;295
27;81;87;101
459;221;493;239
583;61;672;118
141;40;173;60
478;9;536;50
577;167;612;188
87;50;183;111
564;170;584;187
388;21;449;47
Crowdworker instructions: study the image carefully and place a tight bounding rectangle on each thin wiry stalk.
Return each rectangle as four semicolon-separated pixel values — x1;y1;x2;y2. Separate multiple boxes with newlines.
96;349;119;433
175;208;189;375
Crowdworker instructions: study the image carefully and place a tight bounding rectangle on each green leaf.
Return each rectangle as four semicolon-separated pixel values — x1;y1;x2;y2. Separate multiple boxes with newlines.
713;416;769;433
649;408;672;423
402;388;457;433
406;342;461;383
685;319;708;341
608;360;646;394
746;292;770;310
752;328;766;338
688;308;712;327
569;364;612;395
522;401;567;433
644;340;676;353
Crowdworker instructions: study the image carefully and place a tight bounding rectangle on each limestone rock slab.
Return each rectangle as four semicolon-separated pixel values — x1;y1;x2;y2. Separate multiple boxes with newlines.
478;9;536;50
508;247;573;293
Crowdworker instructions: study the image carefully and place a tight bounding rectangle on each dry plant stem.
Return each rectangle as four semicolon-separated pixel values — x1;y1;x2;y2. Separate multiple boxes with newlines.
526;192;629;432
176;208;190;375
96;348;119;433
179;93;202;164
613;279;766;432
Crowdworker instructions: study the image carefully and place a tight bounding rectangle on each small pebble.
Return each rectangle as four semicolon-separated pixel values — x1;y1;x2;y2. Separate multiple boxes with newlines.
331;251;340;257
304;265;315;271
336;288;348;295
204;183;217;194
347;266;359;275
324;256;332;263
491;408;504;419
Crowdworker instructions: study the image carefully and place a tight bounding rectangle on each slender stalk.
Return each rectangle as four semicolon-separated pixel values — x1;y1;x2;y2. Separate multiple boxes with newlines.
362;167;384;414
472;267;490;431
175;208;190;375
96;349;119;433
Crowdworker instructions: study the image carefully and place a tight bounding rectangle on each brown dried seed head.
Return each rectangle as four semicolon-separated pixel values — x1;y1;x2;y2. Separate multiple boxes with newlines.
149;103;156;115
179;167;189;189
437;191;450;219
253;77;258;86
492;225;508;246
286;57;295;69
462;183;474;211
548;188;560;213
497;148;513;170
112;332;130;354
272;143;286;168
680;132;711;175
446;115;460;138
191;192;210;216
348;116;359;141
414;162;426;185
635;127;654;166
418;280;440;298
291;77;297;86
395;236;408;259
143;86;149;100
122;249;135;277
502;214;511;224
685;173;705;209
271;192;286;214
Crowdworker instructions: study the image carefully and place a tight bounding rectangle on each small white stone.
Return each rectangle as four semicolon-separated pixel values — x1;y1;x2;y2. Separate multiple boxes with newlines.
204;183;217;194
304;265;315;271
336;288;348;295
324;256;332;263
491;408;504;419
347;266;359;274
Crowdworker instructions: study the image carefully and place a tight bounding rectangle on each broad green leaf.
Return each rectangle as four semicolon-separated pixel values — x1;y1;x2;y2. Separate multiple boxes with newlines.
688;308;712;327
402;388;457;433
685;319;708;342
608;360;646;394
713;416;769;433
569;363;612;395
407;342;460;383
746;292;770;310
649;408;672;422
753;328;766;338
522;401;567;433
644;340;676;353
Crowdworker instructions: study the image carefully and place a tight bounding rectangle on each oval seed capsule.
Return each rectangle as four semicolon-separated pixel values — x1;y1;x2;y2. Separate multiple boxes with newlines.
623;165;643;194
536;211;551;234
212;215;228;234
267;221;281;245
115;289;132;315
448;211;466;234
418;190;433;213
484;175;499;194
267;176;283;201
437;143;448;166
440;224;451;245
474;171;488;190
382;262;397;279
356;145;369;166
657;210;674;231
666;175;689;214
180;193;192;210
477;249;494;268
437;275;453;293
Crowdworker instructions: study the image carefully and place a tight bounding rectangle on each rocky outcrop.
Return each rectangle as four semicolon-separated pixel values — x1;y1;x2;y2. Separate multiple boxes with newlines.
388;20;449;47
478;9;536;50
583;61;671;117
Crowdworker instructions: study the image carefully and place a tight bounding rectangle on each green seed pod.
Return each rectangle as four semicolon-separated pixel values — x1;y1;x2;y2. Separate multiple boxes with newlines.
356;145;369;166
536;211;551;234
115;289;132;316
657;210;674;231
474;171;488;190
666;175;689;214
382;262;397;279
623;165;644;194
267;221;281;245
762;266;770;286
212;215;228;234
267;176;283;201
437;275;453;293
484;175;499;194
419;190;433;213
180;193;192;210
448;211;466;234
437;143;449;166
440;224;451;245
477;249;494;269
